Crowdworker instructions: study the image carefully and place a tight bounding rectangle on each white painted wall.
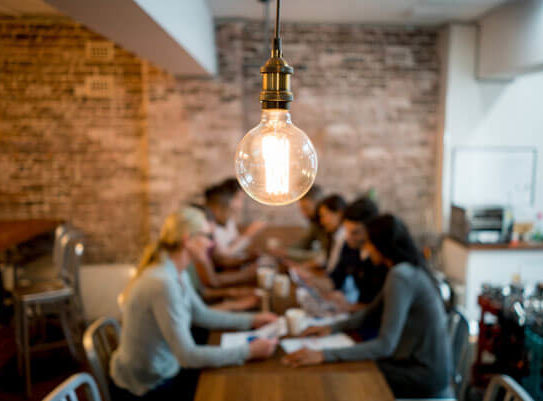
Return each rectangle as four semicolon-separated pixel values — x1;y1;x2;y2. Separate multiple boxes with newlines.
441;24;543;227
479;0;543;79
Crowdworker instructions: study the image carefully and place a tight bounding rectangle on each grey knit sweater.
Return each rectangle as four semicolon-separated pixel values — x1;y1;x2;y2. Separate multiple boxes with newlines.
110;257;253;396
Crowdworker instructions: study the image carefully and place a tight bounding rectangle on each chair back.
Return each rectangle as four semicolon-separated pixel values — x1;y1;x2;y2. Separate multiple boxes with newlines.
52;225;69;273
448;308;471;400
61;237;84;292
43;372;101;401
483;375;534;401
83;317;121;401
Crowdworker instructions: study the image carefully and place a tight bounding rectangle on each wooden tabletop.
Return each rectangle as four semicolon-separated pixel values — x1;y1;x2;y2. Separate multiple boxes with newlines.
194;331;394;401
0;219;62;252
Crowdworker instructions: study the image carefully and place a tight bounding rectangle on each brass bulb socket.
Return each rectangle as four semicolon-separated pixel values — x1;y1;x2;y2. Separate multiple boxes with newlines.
259;54;294;110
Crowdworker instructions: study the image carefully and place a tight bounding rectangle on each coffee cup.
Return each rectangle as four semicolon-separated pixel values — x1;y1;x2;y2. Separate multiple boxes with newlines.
286;308;306;336
266;237;281;251
257;266;275;290
273;274;290;298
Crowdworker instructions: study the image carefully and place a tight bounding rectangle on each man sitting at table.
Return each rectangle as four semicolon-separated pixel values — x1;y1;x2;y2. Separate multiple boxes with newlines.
329;197;388;307
294;197;388;314
110;207;278;401
283;214;453;399
204;181;266;270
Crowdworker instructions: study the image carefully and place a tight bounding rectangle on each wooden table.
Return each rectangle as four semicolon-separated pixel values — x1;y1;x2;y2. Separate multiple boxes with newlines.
0;219;62;253
194;331;394;401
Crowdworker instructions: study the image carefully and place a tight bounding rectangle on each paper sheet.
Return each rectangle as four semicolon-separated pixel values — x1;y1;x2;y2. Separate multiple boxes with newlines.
306;314;349;327
280;333;355;354
220;314;350;349
220;317;288;348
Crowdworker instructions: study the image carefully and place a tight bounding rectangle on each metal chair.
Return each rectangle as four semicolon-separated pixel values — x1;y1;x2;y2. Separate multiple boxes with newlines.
83;317;121;401
448;308;471;401
13;235;85;397
13;224;71;287
43;372;102;401
482;375;534;401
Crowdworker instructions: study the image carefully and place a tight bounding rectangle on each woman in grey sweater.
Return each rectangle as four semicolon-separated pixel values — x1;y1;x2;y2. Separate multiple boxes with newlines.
110;207;278;401
283;214;453;399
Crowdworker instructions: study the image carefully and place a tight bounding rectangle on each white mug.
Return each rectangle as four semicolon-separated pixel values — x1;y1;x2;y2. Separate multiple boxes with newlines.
266;236;281;251
257;266;275;290
286;308;306;336
273;274;290;298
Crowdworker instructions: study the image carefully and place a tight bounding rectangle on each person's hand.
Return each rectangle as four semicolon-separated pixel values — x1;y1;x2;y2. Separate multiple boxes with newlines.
243;221;268;238
221;295;260;311
240;263;258;280
224;287;256;298
252;312;278;328
292;267;314;282
324;291;351;312
298;325;332;338
281;348;324;367
243;250;261;264
248;338;278;360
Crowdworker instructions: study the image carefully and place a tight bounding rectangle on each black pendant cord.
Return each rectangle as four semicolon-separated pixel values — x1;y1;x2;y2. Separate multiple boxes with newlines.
260;0;292;110
272;0;282;56
275;0;281;39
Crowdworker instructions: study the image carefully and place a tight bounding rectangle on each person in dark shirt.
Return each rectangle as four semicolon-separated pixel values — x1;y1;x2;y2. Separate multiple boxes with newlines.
284;215;453;399
329;197;388;305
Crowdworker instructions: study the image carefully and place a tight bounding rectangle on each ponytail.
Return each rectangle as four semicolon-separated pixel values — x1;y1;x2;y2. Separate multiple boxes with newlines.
118;206;208;308
118;241;162;308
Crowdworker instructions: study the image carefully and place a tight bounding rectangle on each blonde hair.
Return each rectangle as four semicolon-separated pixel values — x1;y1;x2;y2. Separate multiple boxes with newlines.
119;206;207;306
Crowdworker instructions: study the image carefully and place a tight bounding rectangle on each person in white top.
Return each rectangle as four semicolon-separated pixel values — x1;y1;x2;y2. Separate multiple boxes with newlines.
205;179;267;270
318;194;347;272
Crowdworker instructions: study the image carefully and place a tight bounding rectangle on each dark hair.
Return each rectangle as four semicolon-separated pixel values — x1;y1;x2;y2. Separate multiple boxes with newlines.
365;214;426;268
220;178;241;197
301;184;323;202
318;194;347;213
204;184;232;208
343;197;379;224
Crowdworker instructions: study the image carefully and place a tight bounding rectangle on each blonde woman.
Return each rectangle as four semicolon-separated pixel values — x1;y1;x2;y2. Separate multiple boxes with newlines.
110;207;278;401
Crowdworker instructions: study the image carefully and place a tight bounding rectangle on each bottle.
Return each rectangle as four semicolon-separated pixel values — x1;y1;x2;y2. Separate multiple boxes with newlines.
532;212;543;242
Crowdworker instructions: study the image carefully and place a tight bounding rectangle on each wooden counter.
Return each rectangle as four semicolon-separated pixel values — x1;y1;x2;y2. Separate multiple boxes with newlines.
447;236;543;251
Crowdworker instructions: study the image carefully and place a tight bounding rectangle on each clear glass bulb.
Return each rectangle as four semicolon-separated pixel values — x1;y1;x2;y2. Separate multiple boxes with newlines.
235;109;318;206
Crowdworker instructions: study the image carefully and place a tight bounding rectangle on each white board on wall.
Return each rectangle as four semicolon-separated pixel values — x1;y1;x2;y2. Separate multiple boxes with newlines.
451;147;537;207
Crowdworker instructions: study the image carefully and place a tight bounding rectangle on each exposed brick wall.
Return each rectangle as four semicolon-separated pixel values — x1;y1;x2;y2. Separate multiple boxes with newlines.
0;15;441;263
152;21;442;230
0;15;149;263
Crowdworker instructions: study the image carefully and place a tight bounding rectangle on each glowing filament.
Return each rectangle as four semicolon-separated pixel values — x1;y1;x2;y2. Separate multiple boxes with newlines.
262;135;290;195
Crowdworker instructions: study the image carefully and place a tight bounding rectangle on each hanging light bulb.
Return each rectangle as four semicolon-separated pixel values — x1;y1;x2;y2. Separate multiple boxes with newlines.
235;0;318;206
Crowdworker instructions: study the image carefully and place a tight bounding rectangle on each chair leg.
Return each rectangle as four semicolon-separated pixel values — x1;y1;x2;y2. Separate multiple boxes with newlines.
14;299;23;376
21;301;32;398
59;301;78;361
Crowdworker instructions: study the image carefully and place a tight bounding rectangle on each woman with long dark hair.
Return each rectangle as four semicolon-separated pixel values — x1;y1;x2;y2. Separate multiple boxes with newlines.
283;214;453;399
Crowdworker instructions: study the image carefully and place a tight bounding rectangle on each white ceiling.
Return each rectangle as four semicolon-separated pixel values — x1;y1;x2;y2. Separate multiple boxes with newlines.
208;0;507;25
0;0;506;24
